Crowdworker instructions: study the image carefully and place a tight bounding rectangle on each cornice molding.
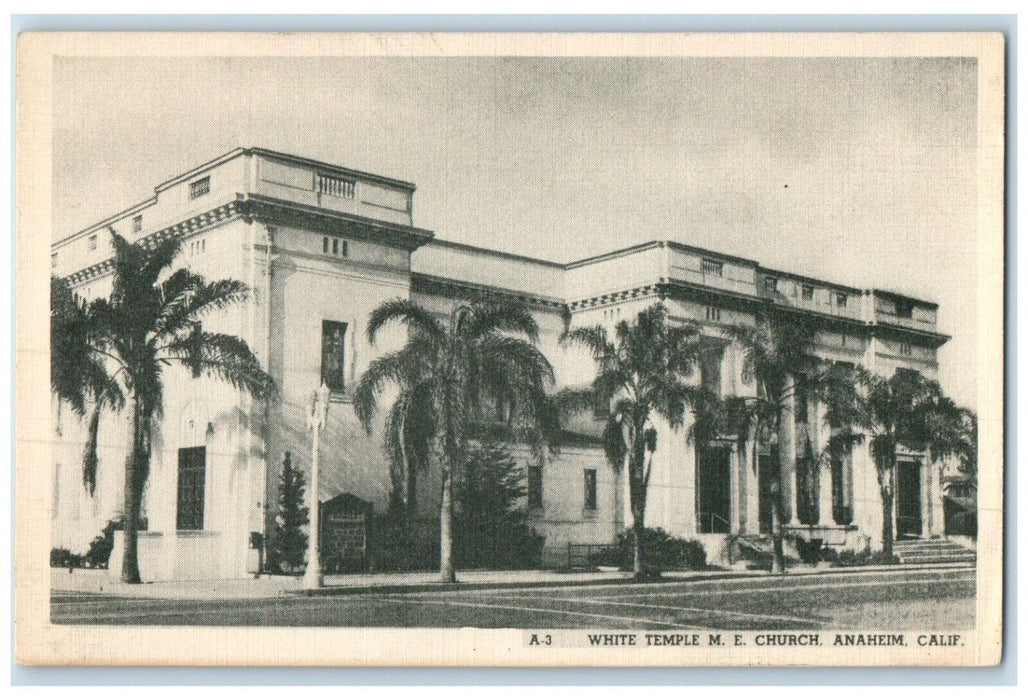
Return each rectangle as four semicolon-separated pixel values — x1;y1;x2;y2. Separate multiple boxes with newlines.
238;193;433;252
411;273;566;311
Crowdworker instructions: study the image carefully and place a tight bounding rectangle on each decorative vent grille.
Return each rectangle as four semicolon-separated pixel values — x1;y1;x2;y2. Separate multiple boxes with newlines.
317;173;356;199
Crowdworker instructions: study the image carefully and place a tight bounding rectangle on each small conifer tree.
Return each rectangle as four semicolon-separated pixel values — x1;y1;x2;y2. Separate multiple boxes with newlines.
269;452;309;573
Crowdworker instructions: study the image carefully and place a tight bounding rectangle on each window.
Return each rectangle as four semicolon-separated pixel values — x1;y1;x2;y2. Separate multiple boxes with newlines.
836;293;848;308
527;466;543;509
764;277;778;294
189;176;210;200
794;383;808;424
317;173;356;199
321;320;348;393
705;305;721;322
895;300;914;319
176;446;206;530
322;236;348;258
701;259;723;277
88;234;97;251
583;469;598;510
831;442;854;526
899;343;913;356
132;215;143;233
700;347;723;395
801;285;814;301
51;252;57;270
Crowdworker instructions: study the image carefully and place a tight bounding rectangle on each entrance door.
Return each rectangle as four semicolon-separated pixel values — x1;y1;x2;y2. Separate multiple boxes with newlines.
896;460;923;539
697;446;731;534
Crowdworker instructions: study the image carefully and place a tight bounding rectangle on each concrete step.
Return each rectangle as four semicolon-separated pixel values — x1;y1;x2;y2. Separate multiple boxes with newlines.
895;540;974;551
896;538;974;550
897;554;977;565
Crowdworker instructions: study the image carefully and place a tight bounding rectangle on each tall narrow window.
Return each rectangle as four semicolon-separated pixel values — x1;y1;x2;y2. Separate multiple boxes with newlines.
51;252;57;270
176;447;206;530
189;176;211;200
794;382;809;424
321;320;348;393
583;469;598;510
764;277;778;293
88;234;97;251
132;215;143;233
527;465;543;509
831;441;854;525
700;346;723;396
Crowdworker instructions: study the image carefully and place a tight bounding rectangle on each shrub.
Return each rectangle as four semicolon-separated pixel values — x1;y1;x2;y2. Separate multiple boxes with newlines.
454;442;545;570
368;514;439;572
50;547;84;569
84;518;121;568
268;452;309;574
589;527;706;571
833;548;899;567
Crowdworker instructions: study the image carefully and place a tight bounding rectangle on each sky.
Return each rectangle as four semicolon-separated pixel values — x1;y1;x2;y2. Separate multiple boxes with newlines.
52;56;979;407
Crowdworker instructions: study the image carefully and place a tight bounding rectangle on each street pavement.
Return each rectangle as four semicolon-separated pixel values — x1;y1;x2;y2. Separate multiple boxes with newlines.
51;565;975;629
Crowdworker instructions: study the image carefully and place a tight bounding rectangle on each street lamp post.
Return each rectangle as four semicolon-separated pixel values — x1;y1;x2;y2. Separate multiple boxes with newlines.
303;382;330;590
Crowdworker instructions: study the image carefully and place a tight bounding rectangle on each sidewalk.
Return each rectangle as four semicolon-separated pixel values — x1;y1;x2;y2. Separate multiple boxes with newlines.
51;567;640;600
51;560;972;601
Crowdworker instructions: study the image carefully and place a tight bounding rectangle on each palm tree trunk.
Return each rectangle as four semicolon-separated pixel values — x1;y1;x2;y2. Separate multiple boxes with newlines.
882;489;895;559
770;488;785;574
439;466;456;583
773;390;793;575
121;395;143;584
629;450;648;579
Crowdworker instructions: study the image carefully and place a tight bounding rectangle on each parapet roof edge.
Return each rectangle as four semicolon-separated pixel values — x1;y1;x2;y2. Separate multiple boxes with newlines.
421;238;565;269
871;288;940;310
756;265;863;295
54;147;419;247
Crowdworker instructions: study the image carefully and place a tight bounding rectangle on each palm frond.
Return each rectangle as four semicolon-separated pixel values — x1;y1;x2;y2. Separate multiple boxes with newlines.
160;331;275;401
366;297;445;345
352;340;434;431
458;298;541;343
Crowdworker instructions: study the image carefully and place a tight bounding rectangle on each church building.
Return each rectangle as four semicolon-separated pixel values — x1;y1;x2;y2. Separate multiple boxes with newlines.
51;148;951;580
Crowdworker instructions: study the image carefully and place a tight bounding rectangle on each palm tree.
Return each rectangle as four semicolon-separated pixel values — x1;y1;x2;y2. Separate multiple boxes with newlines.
50;231;276;583
560;303;705;578
353;296;560;583
723;307;822;574
820;367;974;558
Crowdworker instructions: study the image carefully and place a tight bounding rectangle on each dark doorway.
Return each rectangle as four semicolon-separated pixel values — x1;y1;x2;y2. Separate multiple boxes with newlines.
697;445;731;533
896;460;923;539
758;451;777;535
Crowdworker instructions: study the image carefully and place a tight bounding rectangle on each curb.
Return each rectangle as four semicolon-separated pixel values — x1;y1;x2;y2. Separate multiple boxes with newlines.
280;561;974;598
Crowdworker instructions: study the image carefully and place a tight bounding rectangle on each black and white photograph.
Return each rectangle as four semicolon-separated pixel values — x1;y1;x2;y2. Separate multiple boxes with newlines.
15;31;1004;666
